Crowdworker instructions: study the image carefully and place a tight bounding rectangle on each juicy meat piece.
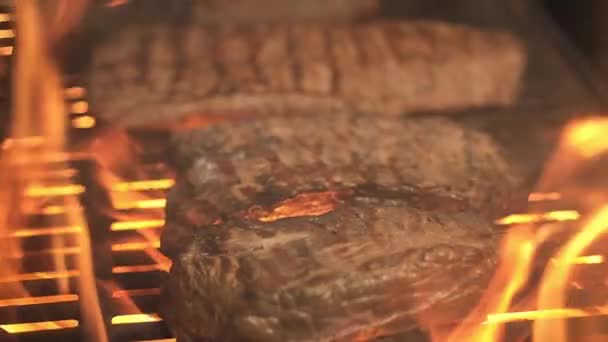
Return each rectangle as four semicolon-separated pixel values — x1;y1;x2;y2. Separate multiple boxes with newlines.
161;188;498;341
189;0;379;24
161;113;525;340
87;20;526;127
161;113;523;256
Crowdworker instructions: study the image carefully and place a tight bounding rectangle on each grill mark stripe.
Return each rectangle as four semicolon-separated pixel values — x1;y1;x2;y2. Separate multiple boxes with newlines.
322;26;338;95
285;25;301;93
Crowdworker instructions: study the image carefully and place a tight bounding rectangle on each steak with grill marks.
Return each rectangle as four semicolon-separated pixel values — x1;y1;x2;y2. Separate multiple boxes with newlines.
87;20;526;127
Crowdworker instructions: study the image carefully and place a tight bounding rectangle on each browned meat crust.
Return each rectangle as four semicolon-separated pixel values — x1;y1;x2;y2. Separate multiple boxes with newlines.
159;113;525;340
162;187;497;341
163;113;522;250
87;20;525;127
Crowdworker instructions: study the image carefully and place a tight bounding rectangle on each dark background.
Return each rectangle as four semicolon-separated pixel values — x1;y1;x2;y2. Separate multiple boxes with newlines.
543;0;608;75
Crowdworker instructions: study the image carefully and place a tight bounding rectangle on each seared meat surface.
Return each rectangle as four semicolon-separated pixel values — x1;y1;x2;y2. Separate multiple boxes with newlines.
162;187;498;341
160;113;524;340
84;3;529;339
161;114;523;256
87;20;525;127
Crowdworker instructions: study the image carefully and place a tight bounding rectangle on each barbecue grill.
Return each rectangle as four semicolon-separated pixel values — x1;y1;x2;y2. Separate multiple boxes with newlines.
0;1;607;341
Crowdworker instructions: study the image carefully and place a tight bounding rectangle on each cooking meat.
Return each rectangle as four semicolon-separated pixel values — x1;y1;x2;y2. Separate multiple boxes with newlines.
87;20;526;127
162;186;498;341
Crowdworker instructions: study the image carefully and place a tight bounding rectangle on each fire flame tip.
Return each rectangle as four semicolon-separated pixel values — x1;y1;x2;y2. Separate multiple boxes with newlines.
1;320;79;334
111;313;162;325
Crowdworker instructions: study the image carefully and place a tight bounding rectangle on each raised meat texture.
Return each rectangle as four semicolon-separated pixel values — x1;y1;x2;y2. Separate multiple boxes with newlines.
87;20;526;127
161;187;498;341
160;113;526;340
162;114;523;255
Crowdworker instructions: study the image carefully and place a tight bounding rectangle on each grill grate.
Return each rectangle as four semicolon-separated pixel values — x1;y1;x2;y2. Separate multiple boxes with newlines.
0;107;176;342
105;161;174;342
0;7;175;335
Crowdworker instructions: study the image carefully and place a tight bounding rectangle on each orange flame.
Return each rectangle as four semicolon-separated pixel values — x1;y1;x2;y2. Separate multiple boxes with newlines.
85;125;175;319
533;206;608;341
72;115;96;129
0;1;106;340
495;210;580;225
111;313;162;325
0;294;78;307
442;226;537;342
111;288;161;298
528;192;562;202
564;118;608;158
1;320;79;333
248;191;349;222
485;305;608;325
441;117;608;342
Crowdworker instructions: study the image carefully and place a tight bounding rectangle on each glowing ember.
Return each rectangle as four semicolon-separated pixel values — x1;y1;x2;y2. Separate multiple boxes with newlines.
0;46;13;56
111;240;161;251
70;100;89;114
111;288;161;298
111;313;162;325
0;270;79;283
37;205;68;215
112;263;171;274
1;136;45;150
8;225;82;238
24;168;78;180
495;210;580;225
485;306;608;324
0;294;78;307
250;191;348;222
8;246;80;258
0;29;14;39
25;184;85;197
65;86;86;99
112;179;175;192
1;319;79;333
114;198;167;210
111;219;165;231
13;247;80;258
568;254;604;265
528;192;562;202
565;117;608;157
72;115;96;129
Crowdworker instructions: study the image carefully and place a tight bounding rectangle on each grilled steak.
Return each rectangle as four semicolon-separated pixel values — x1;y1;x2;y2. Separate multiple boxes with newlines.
162;114;523;255
160;113;524;340
87;20;526;127
162;186;498;342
